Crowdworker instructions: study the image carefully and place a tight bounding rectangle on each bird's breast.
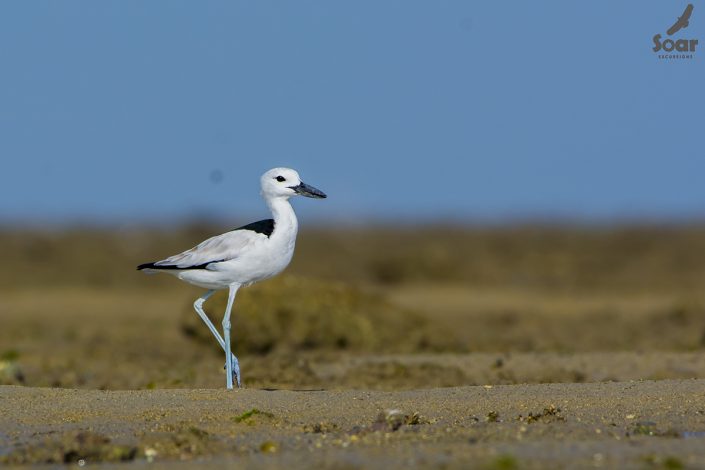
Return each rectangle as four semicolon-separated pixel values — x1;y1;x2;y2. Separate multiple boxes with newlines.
216;230;296;284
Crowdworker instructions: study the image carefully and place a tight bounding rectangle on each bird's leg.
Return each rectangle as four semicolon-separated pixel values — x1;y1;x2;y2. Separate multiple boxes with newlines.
193;290;239;367
223;283;241;389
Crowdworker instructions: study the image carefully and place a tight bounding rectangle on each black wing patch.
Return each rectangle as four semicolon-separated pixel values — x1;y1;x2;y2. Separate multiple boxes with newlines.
137;260;226;271
234;218;275;237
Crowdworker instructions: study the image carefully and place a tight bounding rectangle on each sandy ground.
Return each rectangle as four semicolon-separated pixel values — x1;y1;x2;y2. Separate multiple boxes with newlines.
3;282;705;468
2;381;705;468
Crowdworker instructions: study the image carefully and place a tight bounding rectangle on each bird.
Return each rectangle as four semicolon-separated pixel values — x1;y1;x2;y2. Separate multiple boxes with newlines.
667;3;694;36
137;167;327;389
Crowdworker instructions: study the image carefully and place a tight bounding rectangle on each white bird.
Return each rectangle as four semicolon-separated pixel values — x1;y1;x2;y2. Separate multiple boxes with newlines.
138;167;327;389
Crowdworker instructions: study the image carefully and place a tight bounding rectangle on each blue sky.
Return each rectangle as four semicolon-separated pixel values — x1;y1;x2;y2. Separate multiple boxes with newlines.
0;1;703;225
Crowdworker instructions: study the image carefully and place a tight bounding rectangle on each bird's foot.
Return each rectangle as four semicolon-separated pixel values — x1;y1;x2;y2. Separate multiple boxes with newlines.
224;355;242;388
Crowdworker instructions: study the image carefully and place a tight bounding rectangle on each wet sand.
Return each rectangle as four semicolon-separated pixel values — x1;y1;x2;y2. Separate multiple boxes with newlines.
2;380;705;468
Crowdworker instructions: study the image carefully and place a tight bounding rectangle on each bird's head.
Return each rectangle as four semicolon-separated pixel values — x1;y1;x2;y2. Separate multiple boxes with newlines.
260;167;327;200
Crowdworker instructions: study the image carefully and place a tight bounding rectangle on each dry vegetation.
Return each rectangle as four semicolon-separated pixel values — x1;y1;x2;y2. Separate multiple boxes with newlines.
2;223;705;390
3;223;705;292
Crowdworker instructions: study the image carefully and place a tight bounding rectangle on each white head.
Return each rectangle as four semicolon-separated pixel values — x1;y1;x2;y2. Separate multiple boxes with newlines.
260;167;327;201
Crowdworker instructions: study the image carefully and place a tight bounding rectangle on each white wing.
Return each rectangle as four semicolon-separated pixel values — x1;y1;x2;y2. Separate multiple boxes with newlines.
153;229;266;270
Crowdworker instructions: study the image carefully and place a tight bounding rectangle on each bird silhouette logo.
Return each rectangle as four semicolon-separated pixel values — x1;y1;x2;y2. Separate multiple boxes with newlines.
652;3;698;57
666;3;694;36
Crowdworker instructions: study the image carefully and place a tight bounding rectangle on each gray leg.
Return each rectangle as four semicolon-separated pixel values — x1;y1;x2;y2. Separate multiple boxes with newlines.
193;290;239;376
223;283;241;389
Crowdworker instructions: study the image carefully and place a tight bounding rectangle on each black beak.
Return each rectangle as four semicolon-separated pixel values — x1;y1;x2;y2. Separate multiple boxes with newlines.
291;181;327;199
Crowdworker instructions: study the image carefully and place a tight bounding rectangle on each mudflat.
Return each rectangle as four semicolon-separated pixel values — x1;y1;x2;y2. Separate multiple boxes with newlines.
3;227;705;468
2;380;705;469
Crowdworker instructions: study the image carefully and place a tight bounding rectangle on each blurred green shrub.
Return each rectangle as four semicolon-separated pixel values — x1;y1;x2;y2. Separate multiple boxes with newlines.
180;275;428;355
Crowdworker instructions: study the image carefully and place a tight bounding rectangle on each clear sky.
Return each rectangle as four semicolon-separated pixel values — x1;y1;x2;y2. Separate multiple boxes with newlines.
0;1;703;225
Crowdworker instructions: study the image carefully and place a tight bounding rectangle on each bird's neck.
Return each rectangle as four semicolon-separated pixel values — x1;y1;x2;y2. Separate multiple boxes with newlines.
266;197;298;237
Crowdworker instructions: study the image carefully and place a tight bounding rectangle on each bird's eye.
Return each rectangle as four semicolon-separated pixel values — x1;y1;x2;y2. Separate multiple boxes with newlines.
275;176;286;182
